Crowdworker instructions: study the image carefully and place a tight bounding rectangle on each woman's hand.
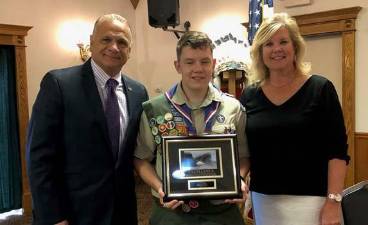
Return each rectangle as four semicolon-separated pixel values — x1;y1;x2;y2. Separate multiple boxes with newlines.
320;200;342;225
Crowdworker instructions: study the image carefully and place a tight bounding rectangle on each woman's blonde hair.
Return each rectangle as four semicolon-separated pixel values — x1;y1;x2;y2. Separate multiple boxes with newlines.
248;13;310;85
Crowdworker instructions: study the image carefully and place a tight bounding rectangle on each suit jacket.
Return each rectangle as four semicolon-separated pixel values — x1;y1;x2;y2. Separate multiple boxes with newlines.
27;60;148;225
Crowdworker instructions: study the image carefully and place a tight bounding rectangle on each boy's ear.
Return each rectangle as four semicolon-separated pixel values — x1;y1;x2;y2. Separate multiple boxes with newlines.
174;60;181;73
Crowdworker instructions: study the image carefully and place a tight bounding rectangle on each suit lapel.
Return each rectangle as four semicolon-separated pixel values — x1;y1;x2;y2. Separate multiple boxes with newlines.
81;60;111;150
117;75;135;163
121;75;133;120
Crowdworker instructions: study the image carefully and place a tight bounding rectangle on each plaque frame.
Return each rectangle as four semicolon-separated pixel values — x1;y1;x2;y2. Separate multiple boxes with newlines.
162;134;242;200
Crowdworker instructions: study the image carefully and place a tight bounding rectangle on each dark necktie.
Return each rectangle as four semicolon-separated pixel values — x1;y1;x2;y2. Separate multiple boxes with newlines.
105;78;120;161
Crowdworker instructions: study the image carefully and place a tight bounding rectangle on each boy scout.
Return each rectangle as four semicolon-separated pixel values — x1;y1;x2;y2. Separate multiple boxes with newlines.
134;31;250;225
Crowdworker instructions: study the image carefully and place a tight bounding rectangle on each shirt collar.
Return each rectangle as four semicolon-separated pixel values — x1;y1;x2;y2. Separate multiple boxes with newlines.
171;82;223;108
91;59;122;87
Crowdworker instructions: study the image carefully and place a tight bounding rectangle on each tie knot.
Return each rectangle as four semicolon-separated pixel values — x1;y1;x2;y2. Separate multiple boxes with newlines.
106;78;118;89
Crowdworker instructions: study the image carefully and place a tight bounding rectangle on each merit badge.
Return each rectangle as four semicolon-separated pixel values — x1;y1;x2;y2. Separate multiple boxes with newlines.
216;114;225;123
162;132;169;136
164;112;173;121
151;126;158;136
173;116;183;122
182;203;191;213
171;111;180;117
159;124;167;133
149;118;157;127
166;121;175;130
154;135;161;144
176;124;187;136
169;129;178;136
188;200;199;209
156;116;164;124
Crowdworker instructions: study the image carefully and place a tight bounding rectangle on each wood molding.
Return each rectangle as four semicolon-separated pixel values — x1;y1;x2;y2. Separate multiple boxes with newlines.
283;0;311;8
0;24;32;36
130;0;139;9
0;23;32;224
355;132;368;183
294;7;361;31
294;6;361;187
0;24;32;47
242;7;361;37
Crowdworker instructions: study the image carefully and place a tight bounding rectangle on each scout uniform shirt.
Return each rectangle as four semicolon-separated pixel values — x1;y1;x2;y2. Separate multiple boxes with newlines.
134;83;249;199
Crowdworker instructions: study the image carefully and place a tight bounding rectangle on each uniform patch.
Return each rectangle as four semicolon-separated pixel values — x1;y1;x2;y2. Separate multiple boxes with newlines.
166;121;175;130
176;124;188;135
182;203;191;212
169;129;178;136
164;113;173;121
216;114;225;123
173;116;183;122
156;116;164;124
171;111;180;117
159;124;167;132
154;135;161;144
188;200;199;209
151;127;158;135
149;118;157;127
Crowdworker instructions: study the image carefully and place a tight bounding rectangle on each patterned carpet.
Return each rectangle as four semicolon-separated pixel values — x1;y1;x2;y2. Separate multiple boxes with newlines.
135;175;153;225
0;178;250;225
0;178;152;225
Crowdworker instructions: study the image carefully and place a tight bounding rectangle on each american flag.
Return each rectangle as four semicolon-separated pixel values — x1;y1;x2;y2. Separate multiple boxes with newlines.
248;0;274;45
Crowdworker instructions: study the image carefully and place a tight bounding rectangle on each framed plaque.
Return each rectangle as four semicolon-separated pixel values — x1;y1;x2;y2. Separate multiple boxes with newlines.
162;134;242;200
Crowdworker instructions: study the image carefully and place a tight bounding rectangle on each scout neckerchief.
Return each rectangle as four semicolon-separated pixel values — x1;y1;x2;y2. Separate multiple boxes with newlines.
164;84;220;135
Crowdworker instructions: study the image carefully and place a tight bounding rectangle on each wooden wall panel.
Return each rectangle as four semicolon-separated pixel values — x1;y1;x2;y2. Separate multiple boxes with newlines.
355;132;368;183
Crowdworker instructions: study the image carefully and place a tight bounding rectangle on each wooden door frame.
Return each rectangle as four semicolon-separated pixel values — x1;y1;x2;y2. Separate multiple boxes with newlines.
0;23;32;224
294;6;361;186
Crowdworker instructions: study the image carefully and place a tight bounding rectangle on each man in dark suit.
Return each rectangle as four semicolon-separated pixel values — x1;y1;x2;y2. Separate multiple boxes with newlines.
27;14;148;225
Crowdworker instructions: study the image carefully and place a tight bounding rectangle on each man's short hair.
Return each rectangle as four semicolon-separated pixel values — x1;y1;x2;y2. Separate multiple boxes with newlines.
176;31;215;60
92;14;128;35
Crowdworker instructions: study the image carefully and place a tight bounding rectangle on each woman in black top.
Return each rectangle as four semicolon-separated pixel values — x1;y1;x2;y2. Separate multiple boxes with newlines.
240;13;349;225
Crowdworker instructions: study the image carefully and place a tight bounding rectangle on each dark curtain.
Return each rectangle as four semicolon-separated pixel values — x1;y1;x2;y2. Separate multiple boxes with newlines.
0;45;22;213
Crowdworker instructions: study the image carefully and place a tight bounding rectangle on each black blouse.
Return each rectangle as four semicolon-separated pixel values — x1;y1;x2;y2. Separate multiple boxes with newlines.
240;75;349;196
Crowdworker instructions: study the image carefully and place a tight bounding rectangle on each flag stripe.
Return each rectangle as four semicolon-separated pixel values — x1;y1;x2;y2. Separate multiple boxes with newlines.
248;0;273;45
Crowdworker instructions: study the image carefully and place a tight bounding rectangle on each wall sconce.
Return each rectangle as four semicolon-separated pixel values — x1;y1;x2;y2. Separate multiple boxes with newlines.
77;43;91;61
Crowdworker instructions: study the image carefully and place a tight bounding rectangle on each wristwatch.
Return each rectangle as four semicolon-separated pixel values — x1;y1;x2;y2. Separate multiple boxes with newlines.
327;193;342;202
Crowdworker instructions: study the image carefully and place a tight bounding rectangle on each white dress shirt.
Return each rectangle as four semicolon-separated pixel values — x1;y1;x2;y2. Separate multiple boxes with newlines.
91;59;129;150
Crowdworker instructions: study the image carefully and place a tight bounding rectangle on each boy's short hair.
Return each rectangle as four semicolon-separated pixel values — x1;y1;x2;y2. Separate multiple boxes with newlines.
176;31;215;60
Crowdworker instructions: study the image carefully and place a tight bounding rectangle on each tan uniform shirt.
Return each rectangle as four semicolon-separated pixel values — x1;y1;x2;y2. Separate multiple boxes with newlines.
135;83;249;197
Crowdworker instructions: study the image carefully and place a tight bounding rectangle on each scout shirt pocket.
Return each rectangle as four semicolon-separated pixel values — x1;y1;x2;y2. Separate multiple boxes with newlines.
211;123;236;134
